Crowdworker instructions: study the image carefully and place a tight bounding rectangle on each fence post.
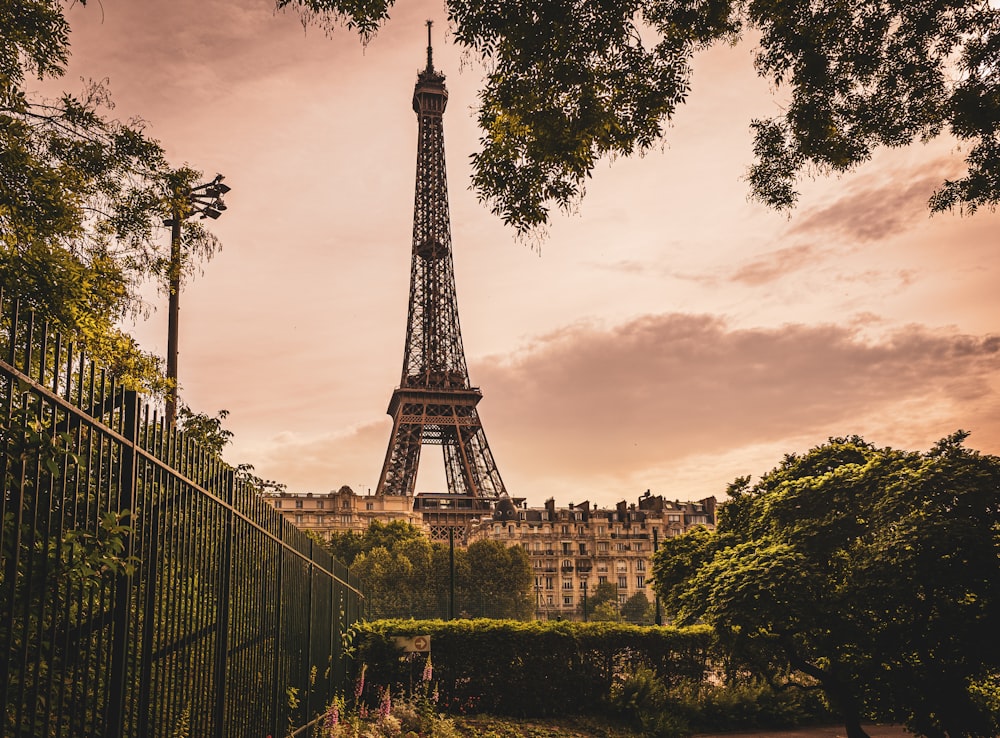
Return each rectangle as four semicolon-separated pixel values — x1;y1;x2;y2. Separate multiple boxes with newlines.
303;542;314;727
136;483;162;737
212;468;236;738
105;389;139;738
270;518;285;738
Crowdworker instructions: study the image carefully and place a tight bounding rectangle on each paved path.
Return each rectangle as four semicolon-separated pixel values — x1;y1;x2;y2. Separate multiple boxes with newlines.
694;726;911;738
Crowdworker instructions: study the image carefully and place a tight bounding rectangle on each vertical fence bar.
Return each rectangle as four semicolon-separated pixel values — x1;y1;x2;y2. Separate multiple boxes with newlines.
137;469;161;738
270;519;285;738
105;389;138;738
212;468;235;738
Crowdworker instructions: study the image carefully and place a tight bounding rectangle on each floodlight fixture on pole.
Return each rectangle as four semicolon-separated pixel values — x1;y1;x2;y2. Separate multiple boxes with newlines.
164;174;230;424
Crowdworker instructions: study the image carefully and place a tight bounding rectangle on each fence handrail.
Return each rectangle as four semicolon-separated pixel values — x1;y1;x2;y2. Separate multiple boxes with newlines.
0;353;364;599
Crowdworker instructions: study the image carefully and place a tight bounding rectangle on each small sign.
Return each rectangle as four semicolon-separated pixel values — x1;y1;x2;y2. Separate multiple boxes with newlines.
393;635;431;653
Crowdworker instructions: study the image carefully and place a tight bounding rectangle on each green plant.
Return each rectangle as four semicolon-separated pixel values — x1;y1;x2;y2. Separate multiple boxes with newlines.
609;664;688;738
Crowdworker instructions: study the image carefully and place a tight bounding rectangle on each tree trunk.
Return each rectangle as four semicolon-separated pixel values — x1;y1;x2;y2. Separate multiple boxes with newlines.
844;716;871;738
785;654;871;738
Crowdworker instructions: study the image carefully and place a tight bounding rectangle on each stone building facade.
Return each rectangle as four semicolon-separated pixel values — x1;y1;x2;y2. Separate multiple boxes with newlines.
264;486;716;621
263;486;422;538
468;492;716;620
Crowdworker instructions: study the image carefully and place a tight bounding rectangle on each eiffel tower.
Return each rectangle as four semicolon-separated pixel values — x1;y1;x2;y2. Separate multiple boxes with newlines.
375;23;507;537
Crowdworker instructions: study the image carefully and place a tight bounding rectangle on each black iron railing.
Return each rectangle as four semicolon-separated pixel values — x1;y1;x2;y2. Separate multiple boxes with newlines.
0;294;365;738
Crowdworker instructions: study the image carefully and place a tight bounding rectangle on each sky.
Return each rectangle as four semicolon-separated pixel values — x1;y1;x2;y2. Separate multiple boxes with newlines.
49;0;1000;508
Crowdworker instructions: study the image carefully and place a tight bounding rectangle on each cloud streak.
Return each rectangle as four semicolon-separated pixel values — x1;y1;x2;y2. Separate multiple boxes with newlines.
790;158;965;243
471;313;1000;491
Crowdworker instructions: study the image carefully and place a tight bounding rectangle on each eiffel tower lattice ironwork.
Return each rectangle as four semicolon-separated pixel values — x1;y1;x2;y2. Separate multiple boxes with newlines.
376;23;508;504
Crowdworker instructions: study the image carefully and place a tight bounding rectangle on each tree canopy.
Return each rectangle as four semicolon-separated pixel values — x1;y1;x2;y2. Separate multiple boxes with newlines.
651;433;1000;738
323;522;534;619
2;0;220;391
286;0;1000;233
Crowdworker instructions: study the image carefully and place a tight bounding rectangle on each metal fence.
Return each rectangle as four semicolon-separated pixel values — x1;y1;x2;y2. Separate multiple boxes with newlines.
0;295;366;738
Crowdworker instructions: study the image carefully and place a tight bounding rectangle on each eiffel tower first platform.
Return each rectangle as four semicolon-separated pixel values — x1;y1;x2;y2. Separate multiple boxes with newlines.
376;23;508;541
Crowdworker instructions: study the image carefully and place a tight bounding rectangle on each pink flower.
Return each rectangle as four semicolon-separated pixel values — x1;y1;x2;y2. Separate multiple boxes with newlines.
354;663;367;700
324;704;339;729
421;656;433;683
379;687;392;719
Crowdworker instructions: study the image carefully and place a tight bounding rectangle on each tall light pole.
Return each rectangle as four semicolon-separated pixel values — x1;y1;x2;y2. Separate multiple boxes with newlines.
163;174;230;424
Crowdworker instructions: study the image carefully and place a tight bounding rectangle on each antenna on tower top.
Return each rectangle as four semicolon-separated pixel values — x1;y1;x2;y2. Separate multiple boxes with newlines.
425;20;434;72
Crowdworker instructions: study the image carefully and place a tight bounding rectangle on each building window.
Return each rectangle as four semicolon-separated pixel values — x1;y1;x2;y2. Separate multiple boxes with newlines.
579;543;587;555
561;525;569;534
295;500;303;509
535;577;542;587
578;526;585;535
295;515;303;524
633;542;643;552
579;580;588;590
598;542;608;552
597;525;606;535
317;500;325;509
562;580;573;590
616;543;628;551
598;576;608;585
637;576;646;588
563;596;573;606
636;560;645;572
274;500;282;508
618;576;627;589
618;593;628;605
545;577;554;590
562;543;572;554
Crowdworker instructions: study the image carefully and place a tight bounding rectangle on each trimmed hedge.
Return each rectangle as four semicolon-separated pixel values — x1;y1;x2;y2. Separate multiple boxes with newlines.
349;619;716;718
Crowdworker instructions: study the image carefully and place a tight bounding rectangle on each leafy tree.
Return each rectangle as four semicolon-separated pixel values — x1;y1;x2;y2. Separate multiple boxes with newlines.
324;519;427;566
2;1;220;390
351;545;419;617
652;433;1000;738
620;591;653;625
589;581;620;610
591;601;622;623
361;519;427;556
324;529;365;566
588;581;622;621
327;522;534;619
462;539;534;619
286;0;999;232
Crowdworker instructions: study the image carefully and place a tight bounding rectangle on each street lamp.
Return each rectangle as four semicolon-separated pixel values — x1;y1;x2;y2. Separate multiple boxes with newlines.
163;174;231;424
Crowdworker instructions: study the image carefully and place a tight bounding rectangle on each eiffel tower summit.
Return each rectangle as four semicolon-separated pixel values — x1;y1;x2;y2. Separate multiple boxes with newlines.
376;23;508;539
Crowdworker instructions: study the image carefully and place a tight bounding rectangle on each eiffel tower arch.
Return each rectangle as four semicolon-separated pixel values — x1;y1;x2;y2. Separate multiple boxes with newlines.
376;23;508;540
